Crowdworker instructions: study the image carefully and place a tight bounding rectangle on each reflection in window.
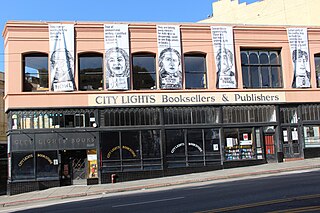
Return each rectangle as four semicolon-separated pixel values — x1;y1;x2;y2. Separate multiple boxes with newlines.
79;53;103;91
241;50;282;88
132;54;156;90
23;53;48;92
184;55;207;89
12;152;35;180
36;151;58;178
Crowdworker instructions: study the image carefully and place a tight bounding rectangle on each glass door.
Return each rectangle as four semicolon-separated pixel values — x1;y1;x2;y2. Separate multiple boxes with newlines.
282;127;301;158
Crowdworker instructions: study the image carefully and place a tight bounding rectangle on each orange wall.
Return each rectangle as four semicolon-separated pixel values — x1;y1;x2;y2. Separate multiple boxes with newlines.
3;21;320;111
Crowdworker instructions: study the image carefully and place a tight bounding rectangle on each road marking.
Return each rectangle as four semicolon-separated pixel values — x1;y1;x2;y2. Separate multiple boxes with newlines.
268;205;320;213
197;194;320;213
112;196;185;208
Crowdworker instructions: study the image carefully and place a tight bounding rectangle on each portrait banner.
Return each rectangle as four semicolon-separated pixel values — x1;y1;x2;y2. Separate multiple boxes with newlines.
104;24;130;90
157;25;182;89
49;24;75;92
211;26;236;89
287;28;311;88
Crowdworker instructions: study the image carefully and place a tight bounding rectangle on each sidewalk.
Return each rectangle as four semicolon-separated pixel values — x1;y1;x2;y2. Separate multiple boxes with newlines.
1;158;320;208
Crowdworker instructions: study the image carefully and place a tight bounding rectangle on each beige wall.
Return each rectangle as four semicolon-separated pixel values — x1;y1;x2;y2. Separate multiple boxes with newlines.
3;21;320;111
199;0;320;26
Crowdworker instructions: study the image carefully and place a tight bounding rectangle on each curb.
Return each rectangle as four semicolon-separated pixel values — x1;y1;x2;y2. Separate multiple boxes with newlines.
1;164;320;208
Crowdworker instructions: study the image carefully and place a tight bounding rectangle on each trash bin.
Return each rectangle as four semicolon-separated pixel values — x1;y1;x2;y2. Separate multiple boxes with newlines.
277;152;284;163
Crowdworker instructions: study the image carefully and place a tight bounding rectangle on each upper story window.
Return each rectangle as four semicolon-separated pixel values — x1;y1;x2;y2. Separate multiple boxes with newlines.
314;54;320;88
241;50;282;88
184;54;207;89
23;53;48;92
132;54;156;90
78;53;103;91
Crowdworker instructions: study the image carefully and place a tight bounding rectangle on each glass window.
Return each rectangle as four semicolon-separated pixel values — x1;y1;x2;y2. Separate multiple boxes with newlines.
166;129;186;168
184;55;207;89
23;53;48;92
132;54;156;90
79;53;103;91
241;50;282;88
36;151;58;179
304;126;320;147
315;54;320;88
11;152;35;180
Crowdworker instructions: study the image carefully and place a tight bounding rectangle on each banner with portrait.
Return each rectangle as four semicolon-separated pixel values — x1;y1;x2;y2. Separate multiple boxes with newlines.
157;25;182;89
104;24;130;90
211;26;236;89
287;28;311;88
49;24;75;92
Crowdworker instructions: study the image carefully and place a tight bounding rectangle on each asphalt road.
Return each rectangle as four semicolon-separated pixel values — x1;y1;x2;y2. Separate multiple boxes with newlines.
10;170;320;213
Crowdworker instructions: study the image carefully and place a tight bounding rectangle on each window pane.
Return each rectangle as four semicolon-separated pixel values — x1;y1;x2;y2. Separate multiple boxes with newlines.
241;52;248;65
250;66;260;88
121;131;140;160
187;129;204;156
12;152;35;180
185;55;207;89
79;54;103;91
259;52;269;64
249;52;259;64
24;55;48;92
36;151;58;178
101;132;120;161
142;130;161;159
166;130;186;168
133;55;156;90
261;66;270;87
271;66;281;87
270;52;280;65
242;66;249;88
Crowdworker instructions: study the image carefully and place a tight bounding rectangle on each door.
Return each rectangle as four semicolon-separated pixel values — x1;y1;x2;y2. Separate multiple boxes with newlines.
264;133;276;162
282;127;301;158
60;150;87;185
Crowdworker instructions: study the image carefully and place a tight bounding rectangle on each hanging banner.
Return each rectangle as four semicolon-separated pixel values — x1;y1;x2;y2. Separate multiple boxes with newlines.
104;24;130;90
49;24;75;92
287;28;311;88
157;25;182;89
211;26;236;89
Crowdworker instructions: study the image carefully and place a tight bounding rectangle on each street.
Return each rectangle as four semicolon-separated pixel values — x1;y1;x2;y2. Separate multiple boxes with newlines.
8;169;320;213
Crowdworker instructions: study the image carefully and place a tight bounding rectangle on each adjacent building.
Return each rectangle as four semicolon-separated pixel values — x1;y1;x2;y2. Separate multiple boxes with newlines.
3;21;320;195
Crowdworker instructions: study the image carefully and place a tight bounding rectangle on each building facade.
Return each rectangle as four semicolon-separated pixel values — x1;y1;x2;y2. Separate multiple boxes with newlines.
3;21;320;195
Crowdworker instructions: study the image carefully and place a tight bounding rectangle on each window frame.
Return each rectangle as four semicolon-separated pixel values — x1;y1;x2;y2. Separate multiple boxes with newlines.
184;53;207;89
132;53;157;90
241;50;283;89
78;52;104;91
22;52;49;92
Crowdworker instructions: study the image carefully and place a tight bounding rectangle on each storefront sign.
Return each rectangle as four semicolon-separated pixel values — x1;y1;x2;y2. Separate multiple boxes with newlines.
11;134;34;151
18;154;34;167
58;132;98;150
35;133;59;150
89;92;285;107
37;153;53;164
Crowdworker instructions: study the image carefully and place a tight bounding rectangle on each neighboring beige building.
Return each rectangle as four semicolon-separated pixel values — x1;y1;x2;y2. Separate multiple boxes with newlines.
199;0;320;26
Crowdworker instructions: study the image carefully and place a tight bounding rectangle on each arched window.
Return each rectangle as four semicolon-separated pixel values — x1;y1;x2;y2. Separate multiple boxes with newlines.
132;53;156;90
78;53;103;91
184;53;207;89
23;53;48;92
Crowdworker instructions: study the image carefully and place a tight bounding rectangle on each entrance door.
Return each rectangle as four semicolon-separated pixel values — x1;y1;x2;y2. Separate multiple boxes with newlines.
282;127;301;158
60;150;87;185
264;133;276;162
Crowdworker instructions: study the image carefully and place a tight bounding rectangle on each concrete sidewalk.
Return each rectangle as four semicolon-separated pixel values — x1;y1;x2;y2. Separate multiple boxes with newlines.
1;158;320;208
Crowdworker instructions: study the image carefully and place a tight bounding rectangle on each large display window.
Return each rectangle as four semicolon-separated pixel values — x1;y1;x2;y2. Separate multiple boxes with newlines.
224;128;256;161
36;151;59;179
304;126;320;147
11;152;35;180
166;128;221;168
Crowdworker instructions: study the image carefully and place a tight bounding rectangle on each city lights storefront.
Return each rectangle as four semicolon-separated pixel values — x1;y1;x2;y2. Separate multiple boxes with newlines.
7;91;288;194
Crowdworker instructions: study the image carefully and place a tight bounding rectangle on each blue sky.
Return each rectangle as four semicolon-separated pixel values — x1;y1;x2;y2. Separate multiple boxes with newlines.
0;0;258;71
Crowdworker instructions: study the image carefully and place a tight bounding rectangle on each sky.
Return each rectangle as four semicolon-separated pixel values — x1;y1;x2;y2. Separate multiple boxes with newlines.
0;0;258;72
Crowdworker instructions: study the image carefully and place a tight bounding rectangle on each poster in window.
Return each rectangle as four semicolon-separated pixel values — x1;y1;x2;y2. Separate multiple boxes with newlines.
157;25;182;90
104;24;130;90
211;26;236;89
287;28;311;88
49;24;75;92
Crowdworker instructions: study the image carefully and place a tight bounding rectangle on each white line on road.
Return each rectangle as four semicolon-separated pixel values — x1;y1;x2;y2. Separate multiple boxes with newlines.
112;196;185;208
